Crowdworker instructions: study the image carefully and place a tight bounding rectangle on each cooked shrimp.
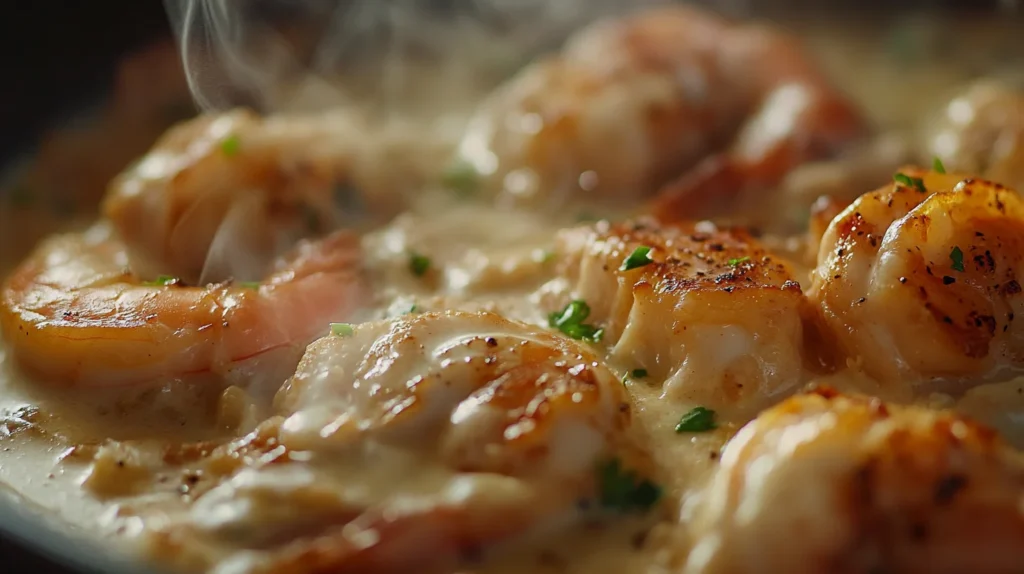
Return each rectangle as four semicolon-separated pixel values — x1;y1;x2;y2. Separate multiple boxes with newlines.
103;108;416;286
808;168;1024;385
455;5;864;210
684;388;1024;574
553;219;807;413
927;79;1024;191
146;311;645;573
0;223;365;388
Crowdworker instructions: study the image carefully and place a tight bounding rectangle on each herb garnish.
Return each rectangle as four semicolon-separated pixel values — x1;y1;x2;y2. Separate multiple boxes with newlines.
220;134;241;156
675;406;717;433
632;369;648;379
893;172;926;193
950;246;965;272
548;300;604;342
620;246;654;271
933;157;946;174
143;275;179;287
239;281;260;290
441;159;479;195
727;256;750;267
329;323;355;337
596;458;662;513
409;253;431;277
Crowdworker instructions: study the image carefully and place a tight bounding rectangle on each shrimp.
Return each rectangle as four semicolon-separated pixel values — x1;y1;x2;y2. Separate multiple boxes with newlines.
455;5;864;210
553;218;807;413
0;223;365;388
927;79;1024;191
102;108;413;286
145;311;646;573
808;168;1024;385
684;388;1024;574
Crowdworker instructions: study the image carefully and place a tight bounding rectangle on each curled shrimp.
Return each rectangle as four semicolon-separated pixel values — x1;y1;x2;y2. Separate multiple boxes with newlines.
0;223;365;388
927;79;1024;191
103;108;422;286
148;310;645;573
455;5;864;210
809;168;1024;385
684;388;1024;574
553;218;807;413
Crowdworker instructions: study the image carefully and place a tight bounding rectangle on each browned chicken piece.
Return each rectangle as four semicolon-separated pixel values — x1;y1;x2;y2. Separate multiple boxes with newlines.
554;219;808;414
809;167;1024;386
455;4;864;210
684;387;1024;574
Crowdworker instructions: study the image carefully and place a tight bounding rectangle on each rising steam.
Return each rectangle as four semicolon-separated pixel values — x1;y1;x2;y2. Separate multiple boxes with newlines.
163;0;668;115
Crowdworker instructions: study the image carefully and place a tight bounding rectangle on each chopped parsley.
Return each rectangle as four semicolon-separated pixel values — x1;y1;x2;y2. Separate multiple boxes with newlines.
548;300;604;342
220;134;241;156
620;246;654;271
407;304;419;314
596;458;662;513
631;368;648;379
8;185;33;208
441;159;479;195
239;281;260;290
950;246;965;272
409;253;431;277
675;406;717;433
933;157;946;174
893;172;926;193
329;323;354;337
143;275;179;287
727;256;750;267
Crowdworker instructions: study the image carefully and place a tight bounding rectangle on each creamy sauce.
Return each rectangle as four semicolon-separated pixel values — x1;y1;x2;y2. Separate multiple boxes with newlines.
1;9;1024;574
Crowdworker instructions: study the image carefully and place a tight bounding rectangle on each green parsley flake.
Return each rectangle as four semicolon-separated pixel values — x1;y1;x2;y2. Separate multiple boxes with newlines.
596;458;662;513
441;159;479;195
675;406;717;433
728;256;750;266
143;275;179;287
893;172;926;193
239;281;260;290
548;300;604;342
220;134;241;156
409;253;431;277
330;323;355;337
8;185;34;208
933;157;947;174
950;246;965;272
632;368;648;379
620;246;654;271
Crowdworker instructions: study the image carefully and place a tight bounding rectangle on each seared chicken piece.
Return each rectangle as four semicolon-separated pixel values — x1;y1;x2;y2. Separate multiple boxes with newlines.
148;311;649;574
555;219;807;413
809;168;1024;385
684;388;1024;574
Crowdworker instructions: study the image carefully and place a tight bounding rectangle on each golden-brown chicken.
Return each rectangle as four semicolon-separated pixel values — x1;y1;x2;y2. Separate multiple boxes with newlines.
684;387;1024;574
809;168;1024;386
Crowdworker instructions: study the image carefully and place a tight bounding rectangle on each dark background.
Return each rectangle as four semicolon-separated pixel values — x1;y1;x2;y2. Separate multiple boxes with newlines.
0;0;1016;572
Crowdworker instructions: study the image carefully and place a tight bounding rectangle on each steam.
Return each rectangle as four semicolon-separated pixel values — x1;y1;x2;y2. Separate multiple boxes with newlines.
163;0;667;115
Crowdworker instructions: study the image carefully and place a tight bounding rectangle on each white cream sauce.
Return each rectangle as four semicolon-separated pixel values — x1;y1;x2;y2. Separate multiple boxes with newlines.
0;11;1023;574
